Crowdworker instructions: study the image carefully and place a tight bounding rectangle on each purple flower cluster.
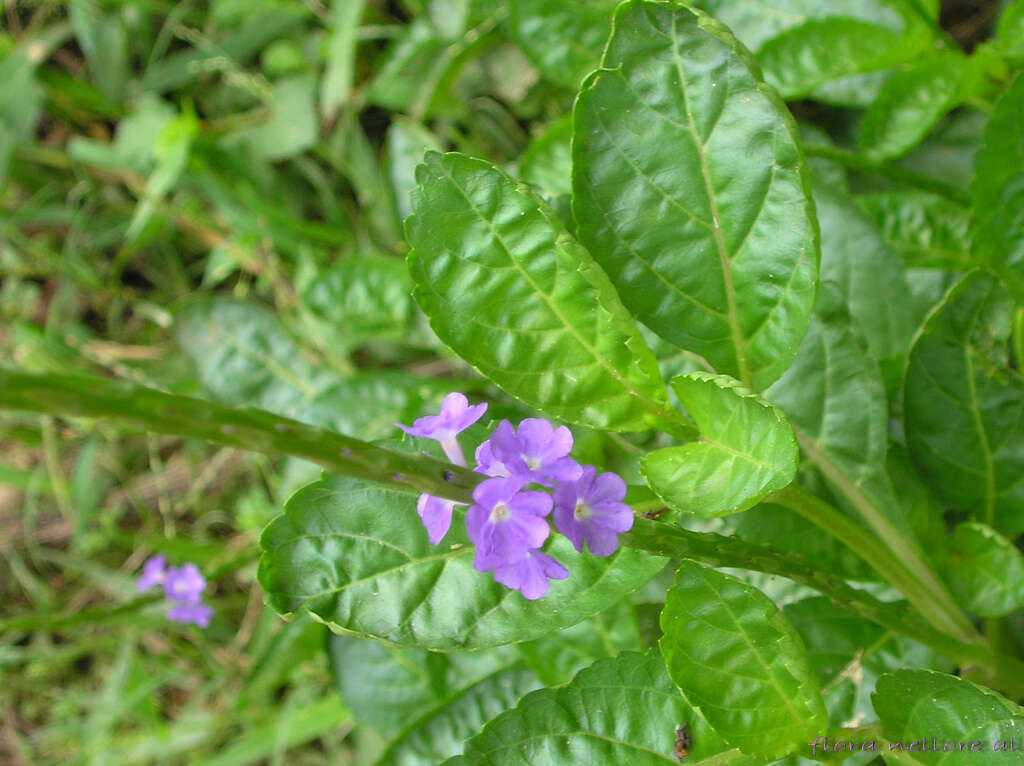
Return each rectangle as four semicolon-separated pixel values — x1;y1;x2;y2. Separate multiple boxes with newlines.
137;555;214;628
396;393;634;600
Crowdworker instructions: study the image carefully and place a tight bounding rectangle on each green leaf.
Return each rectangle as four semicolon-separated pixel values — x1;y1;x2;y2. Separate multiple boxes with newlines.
784;596;949;727
572;1;818;390
659;560;827;758
258;476;665;650
406;151;671;433
321;0;366;117
507;0;617;90
387;118;444;221
237;74;317;161
997;0;1024;59
640;373;797;517
518;114;572;198
856;191;971;270
939;522;1024;618
873;670;1024;763
691;0;906;53
449;650;756;766
972;75;1024;304
904;271;1024;536
815;186;915;360
126;107;197;241
859;53;980;161
758;18;925;100
69;0;128;103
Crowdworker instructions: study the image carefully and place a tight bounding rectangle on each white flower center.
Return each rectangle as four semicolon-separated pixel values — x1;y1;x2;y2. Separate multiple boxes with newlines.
524;455;540;470
489;502;510;523
574;499;592;521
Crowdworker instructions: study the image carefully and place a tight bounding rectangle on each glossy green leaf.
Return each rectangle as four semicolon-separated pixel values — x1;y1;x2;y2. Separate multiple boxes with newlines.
641;373;797;517
518;115;572;198
572;0;818;390
507;0;617;90
856;191;971;270
758;18;925;100
258;476;665;650
815;186;915;360
659;560;827;758
972;75;1024;305
448;650;756;766
406;151;671;432
873;670;1024;763
377;666;541;766
691;0;906;53
860;53;980;161
939;522;1024;618
904;271;1024;536
784;596;948;726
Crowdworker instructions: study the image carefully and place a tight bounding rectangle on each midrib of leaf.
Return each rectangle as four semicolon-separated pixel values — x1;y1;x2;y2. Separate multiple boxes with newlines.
668;12;751;386
432;162;669;422
963;342;996;527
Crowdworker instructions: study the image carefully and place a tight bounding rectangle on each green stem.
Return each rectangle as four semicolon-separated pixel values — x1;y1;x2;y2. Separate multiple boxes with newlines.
802;145;970;205
768;484;979;643
0;370;479;504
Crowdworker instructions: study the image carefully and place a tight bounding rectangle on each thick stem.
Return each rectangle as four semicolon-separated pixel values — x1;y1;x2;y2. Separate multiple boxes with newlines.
767;484;979;643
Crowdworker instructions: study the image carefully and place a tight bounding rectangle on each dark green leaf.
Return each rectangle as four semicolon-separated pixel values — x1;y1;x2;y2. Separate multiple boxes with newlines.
572;0;818;390
856;191;971;270
407;151;671;432
450;650;756;766
258;476;665;650
940;522;1024;618
641;373;797;517
69;0;128;103
518;115;572;198
659;560;827;758
904;271;1024;536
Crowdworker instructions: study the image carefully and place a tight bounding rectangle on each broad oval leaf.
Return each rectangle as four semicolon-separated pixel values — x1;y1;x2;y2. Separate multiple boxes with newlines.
640;373;797;516
972;75;1024;305
940;522;1024;618
447;650;757;766
873;670;1024;763
258;475;665;650
572;0;818;390
904;270;1024;536
856;191;971;270
406;151;671;432
659;560;827;758
508;0;617;90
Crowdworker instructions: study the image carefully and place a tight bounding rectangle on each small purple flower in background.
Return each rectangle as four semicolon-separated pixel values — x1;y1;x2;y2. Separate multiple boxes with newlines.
417;494;455;544
137;554;167;591
138;557;214;628
491;549;568;600
396;392;487;466
467;477;552;561
553;466;634;556
484;419;582;485
167;601;214;628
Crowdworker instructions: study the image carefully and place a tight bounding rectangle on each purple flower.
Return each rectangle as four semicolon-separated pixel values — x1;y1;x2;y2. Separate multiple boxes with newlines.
167;601;214;628
396;392;487;466
137;554;167;591
553;466;634;556
466;477;552;562
417;494;456;545
491;549;569;600
484;419;583;485
474;439;511;478
164;563;206;604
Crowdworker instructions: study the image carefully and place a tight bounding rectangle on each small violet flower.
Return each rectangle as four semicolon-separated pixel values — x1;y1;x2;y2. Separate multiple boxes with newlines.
138;556;214;628
490;548;568;600
137;554;167;591
164;563;206;604
167;601;214;628
553;466;634;556
396;392;487;466
467;477;552;563
417;494;455;545
481;419;582;485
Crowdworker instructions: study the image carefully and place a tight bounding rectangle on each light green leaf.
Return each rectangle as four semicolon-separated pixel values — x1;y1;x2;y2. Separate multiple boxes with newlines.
940;522;1024;618
507;0;617;90
784;596;949;727
815;186;915;360
641;373;797;517
856;191;971;270
321;0;366;117
126;107;197;241
904;271;1024;536
449;650;756;766
971;75;1024;304
518;114;572;198
407;151;672;433
860;53;980;161
572;0;818;390
873;670;1024;764
997;0;1024;59
237;74;317;161
258;476;665;650
659;560;827;759
758;18;926;100
69;0;128;103
387;118;443;221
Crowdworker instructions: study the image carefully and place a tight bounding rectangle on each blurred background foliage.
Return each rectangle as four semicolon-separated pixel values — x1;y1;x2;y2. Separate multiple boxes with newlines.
0;0;1014;763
